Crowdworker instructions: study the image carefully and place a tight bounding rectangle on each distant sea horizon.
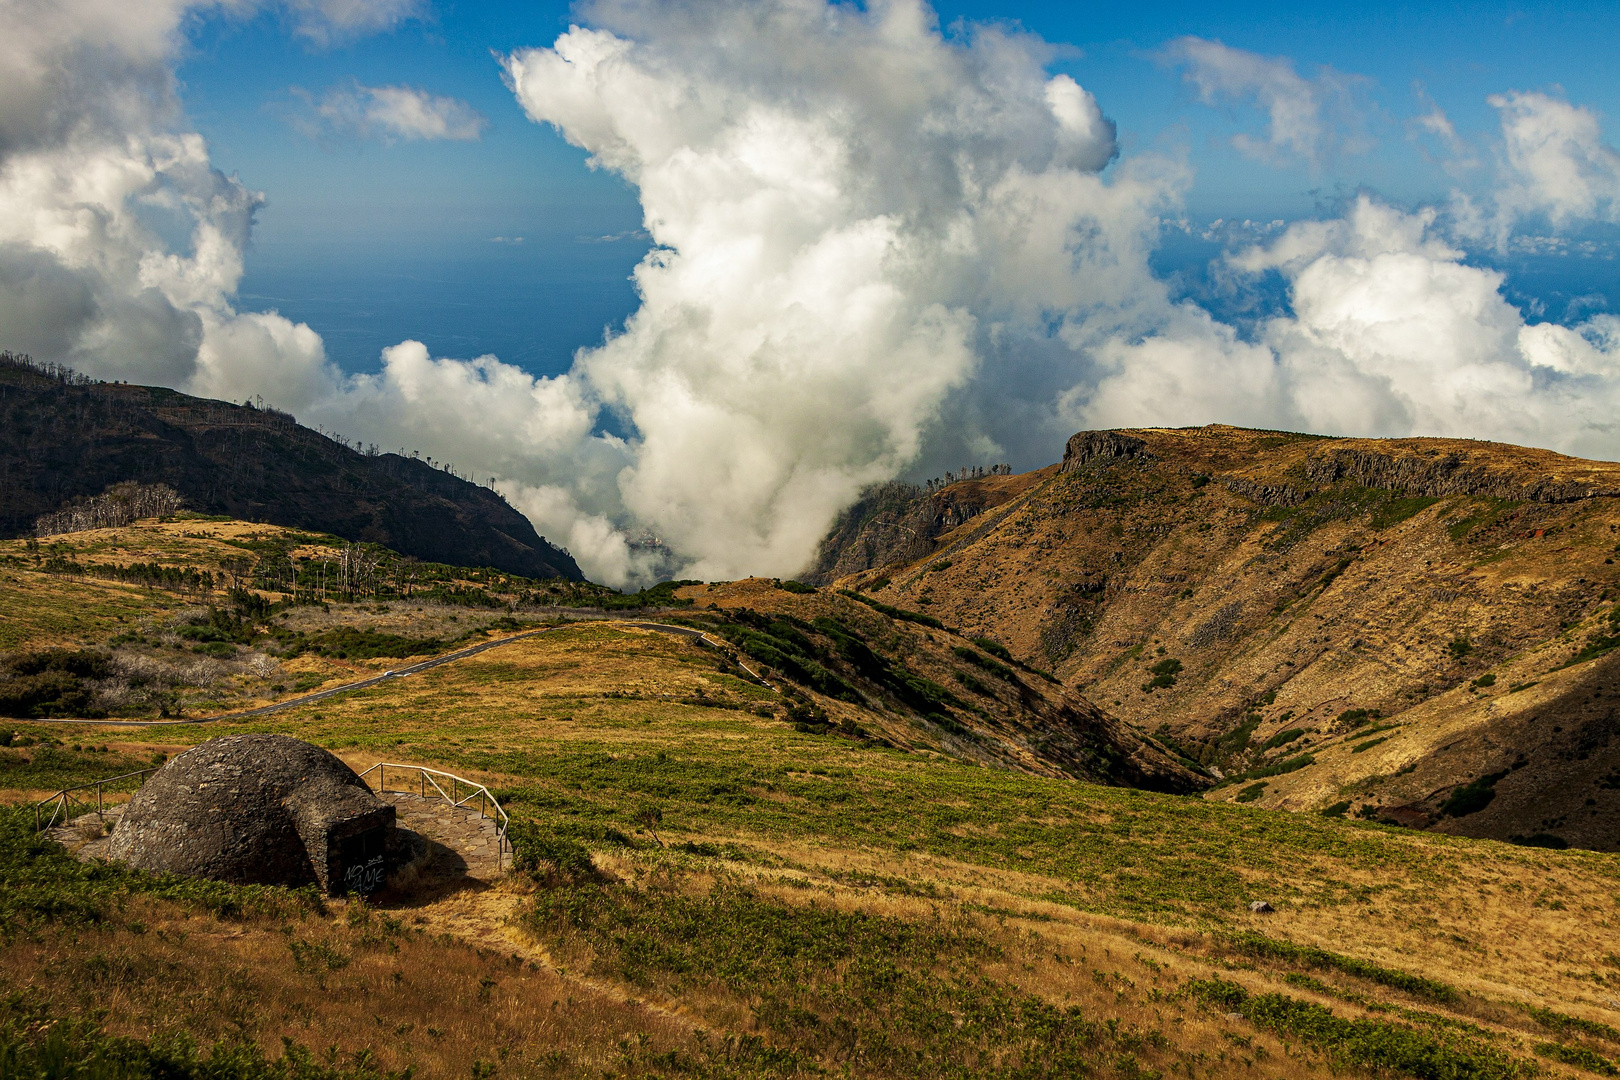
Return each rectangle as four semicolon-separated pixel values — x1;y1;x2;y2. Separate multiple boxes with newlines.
239;221;1620;391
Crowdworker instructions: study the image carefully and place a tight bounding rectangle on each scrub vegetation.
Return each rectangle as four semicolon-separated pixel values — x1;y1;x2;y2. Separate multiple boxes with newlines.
2;517;1618;1078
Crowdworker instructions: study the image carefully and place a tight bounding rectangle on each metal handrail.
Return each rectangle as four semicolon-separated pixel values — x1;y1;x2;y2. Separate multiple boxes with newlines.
358;762;512;870
34;768;156;833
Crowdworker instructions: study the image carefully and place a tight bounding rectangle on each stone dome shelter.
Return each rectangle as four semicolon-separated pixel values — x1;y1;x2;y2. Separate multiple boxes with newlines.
108;733;397;896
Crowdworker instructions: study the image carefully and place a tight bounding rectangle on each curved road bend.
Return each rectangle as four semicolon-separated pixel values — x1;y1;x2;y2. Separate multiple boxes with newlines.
28;619;771;729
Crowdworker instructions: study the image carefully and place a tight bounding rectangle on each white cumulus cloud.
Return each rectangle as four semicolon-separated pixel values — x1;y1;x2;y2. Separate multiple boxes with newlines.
1162;36;1368;168
1079;195;1620;457
293;82;488;142
502;0;1126;580
1487;90;1620;236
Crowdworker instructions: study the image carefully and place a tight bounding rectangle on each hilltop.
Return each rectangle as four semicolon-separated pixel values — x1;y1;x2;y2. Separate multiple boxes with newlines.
0;353;580;580
812;425;1620;852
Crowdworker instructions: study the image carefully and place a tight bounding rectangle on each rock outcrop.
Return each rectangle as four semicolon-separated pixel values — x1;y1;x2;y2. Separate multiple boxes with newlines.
1061;431;1149;471
1302;448;1620;503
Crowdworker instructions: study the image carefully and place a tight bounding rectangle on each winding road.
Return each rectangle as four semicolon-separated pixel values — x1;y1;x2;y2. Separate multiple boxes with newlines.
29;618;771;728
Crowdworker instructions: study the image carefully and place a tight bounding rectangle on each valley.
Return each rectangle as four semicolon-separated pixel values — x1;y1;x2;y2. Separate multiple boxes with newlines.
812;426;1620;852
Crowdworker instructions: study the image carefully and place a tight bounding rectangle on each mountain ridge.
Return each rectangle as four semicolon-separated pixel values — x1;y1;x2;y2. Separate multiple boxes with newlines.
810;423;1620;851
0;354;581;581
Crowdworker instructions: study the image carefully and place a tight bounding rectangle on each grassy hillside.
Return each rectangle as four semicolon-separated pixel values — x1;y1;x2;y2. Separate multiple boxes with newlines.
815;426;1620;851
0;518;650;727
3;518;1619;1078
4;626;1619;1076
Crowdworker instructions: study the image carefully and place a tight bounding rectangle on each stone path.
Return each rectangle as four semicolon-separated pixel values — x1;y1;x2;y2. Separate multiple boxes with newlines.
44;806;122;861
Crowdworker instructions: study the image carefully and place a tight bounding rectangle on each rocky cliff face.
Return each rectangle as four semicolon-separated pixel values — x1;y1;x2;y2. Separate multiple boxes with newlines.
812;425;1620;850
805;471;1053;584
1300;446;1620;503
0;360;581;581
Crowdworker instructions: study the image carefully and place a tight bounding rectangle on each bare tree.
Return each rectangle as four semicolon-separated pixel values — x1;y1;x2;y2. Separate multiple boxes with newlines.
35;482;184;536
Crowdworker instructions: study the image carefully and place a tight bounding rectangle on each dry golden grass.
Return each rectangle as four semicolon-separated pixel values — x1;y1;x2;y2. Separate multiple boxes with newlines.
823;425;1620;850
1;891;697;1076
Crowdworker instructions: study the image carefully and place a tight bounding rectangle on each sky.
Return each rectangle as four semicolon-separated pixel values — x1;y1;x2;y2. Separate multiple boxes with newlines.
6;0;1620;586
185;0;1620;373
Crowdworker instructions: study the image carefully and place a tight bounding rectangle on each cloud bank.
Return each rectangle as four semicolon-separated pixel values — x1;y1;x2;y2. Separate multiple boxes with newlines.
8;0;1620;588
502;0;1123;580
1084;195;1620;456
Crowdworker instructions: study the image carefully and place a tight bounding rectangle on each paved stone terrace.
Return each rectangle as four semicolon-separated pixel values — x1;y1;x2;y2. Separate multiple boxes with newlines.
380;791;505;882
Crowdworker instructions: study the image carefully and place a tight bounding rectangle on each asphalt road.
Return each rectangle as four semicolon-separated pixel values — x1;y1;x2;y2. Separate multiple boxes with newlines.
25;618;769;728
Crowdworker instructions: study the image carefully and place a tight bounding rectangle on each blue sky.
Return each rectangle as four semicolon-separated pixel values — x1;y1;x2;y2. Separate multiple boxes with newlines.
176;0;1620;378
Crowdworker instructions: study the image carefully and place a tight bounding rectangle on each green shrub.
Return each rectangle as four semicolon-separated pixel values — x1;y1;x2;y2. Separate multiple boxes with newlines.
0;1008;393;1080
952;646;1015;681
1262;728;1306;751
1535;1042;1619;1076
774;579;815;594
954;670;994;697
972;638;1013;663
508;819;597;882
837;590;944;629
1235;783;1268;803
1370;496;1441;530
1142;657;1182;691
0;650;113;718
1240;754;1315;781
1562;629;1620;669
1320;802;1351;818
1221;932;1458;1003
1187;979;1521;1080
721;616;863;703
1527;1005;1620;1044
1218;715;1261;754
192;641;237;658
1440;772;1507;818
595;579;700;610
279;627;446;661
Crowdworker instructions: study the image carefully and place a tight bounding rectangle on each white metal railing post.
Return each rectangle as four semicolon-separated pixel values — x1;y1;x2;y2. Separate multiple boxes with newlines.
364;762;511;873
34;768;155;833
